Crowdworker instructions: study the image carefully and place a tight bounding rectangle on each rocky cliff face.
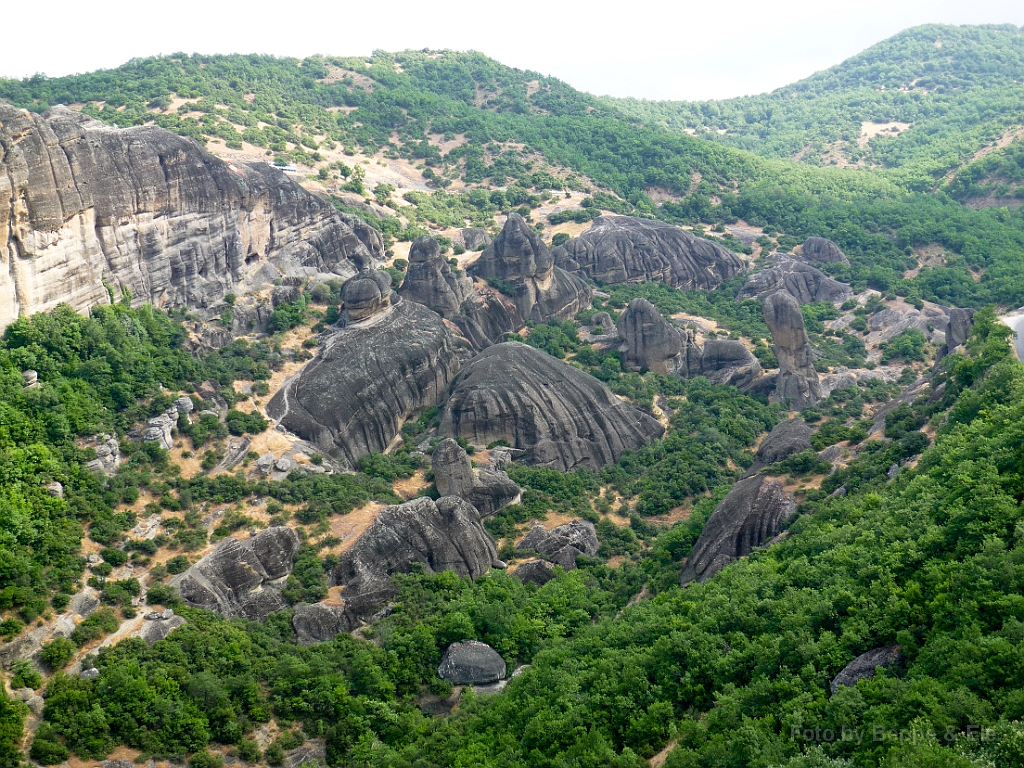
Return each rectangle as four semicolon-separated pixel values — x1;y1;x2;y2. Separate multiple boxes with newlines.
763;291;822;408
679;475;796;584
469;213;590;324
439;342;664;471
553;215;746;289
0;104;382;329
267;292;469;468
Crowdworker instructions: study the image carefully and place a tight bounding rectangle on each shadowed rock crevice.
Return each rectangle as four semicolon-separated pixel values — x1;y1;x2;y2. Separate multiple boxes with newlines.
439;342;664;471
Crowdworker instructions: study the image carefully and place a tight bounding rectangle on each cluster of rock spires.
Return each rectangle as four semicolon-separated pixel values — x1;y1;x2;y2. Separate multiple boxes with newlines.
0;104;383;330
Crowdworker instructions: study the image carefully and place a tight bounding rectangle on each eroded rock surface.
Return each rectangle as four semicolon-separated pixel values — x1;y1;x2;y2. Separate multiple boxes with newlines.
399;236;473;317
267;295;468;468
517;520;599;569
942;307;975;356
469;213;590;324
764;291;822;408
0;104;381;330
802;237;850;266
554;216;745;289
431;438;521;517
330;496;498;621
172;527;300;620
461;227;492;250
513;560;556;585
830;645;903;695
341;270;392;323
292;603;358;645
738;258;852;304
439;342;664;471
438;640;506;685
754;418;813;466
680;475;796;584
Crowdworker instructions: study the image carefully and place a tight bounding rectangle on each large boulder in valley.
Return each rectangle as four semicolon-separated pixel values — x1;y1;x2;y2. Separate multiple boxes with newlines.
461;227;492;250
439;342;664;471
330;496;499;620
617;298;683;374
0;104;381;331
172;527;299;621
763;291;822;409
432;438;521;517
292;604;358;645
399;236;473;317
738;258;852;304
680;476;796;585
469;213;590;324
802;237;850;266
438;640;506;685
830;646;903;695
516;520;599;569
754;419;813;466
554;216;746;289
267;295;468;468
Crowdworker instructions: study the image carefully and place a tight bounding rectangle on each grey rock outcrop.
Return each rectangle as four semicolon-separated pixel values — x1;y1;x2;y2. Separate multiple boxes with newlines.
138;615;187;645
450;286;522;350
330;496;499;621
516;520;599;569
590;312;615;335
399;236;473;317
438;640;506;685
802;237;850;266
553;216;745;289
0;104;382;330
864;303;949;345
292;603;358;645
469;214;590;324
172;527;300;621
830;645;903;695
763;291;822;408
754;419;813;467
513;560;556;585
616;298;761;387
84;434;121;475
341;270;392;323
439;342;664;471
267;296;468;468
941;307;975;357
143;408;178;450
431;438;521;517
461;228;492;250
738;258;852;304
680;475;797;585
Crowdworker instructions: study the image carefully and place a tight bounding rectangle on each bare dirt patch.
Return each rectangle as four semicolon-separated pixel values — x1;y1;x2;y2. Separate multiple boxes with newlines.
859;121;911;146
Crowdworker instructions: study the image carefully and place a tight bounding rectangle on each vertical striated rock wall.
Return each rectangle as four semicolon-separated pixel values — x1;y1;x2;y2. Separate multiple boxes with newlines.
0;104;382;329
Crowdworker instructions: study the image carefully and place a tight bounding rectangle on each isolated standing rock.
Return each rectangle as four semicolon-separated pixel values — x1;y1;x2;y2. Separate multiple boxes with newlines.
438;640;506;685
341;270;393;323
292;603;358;645
617;298;683;374
763;291;822;409
941;307;976;357
461;227;492;250
516;520;599;569
753;418;813;467
680;475;797;584
802;237;850;266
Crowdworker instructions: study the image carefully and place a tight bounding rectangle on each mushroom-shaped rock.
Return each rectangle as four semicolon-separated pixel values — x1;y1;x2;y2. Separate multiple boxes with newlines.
680;476;796;585
617;298;683;374
341;270;392;323
754;419;813;467
172;527;300;621
802;237;850;266
292;603;358;645
739;258;852;304
431;438;521;517
469;213;590;324
461;227;492;250
330;496;498;622
516;520;599;569
439;342;664;471
267;298;468;468
763;291;822;409
399;236;473;317
438;640;506;685
553;216;745;289
830;645;903;695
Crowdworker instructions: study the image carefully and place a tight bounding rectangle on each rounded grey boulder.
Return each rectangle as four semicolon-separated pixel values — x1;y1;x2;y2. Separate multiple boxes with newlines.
617;298;683;374
399;236;473;317
516;520;599;569
438;640;506;685
431;438;521;517
342;270;392;322
830;645;903;695
754;418;813;466
739;258;852;304
802;237;850;266
439;342;664;471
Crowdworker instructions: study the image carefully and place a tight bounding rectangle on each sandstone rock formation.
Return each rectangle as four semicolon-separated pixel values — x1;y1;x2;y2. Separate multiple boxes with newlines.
802;237;850;266
553;215;746;289
864;303;949;345
763;291;822;408
438;640;506;685
680;475;796;584
616;298;762;387
439;342;664;471
738;258;852;304
267;294;468;468
753;418;813;467
431;438;521;517
516;520;599;569
172;527;300;621
330;496;499;621
469;213;590;324
0;104;382;330
292;603;357;645
84;435;121;475
399;236;473;317
830;645;903;695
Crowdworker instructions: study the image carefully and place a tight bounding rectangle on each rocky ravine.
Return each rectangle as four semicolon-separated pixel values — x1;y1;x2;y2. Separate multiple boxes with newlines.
0;104;382;329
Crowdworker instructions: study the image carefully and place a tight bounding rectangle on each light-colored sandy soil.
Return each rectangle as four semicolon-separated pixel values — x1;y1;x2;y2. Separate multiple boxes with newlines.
859;121;911;146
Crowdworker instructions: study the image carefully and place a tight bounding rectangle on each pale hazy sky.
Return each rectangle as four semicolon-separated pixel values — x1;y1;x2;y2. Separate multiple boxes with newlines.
5;0;1024;100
